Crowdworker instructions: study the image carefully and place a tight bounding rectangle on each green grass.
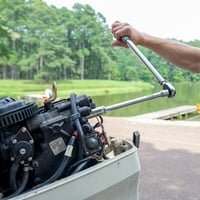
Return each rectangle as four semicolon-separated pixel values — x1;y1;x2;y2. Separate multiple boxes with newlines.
0;79;151;99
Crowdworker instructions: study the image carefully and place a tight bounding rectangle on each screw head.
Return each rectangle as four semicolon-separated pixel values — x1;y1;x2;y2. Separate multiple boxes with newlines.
19;148;26;155
28;157;32;161
21;127;27;132
20;160;25;165
11;157;15;161
29;139;34;144
12;139;17;144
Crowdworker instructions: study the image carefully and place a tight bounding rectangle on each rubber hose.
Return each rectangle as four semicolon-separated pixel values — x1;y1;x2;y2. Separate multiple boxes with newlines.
71;159;94;175
37;156;70;188
9;155;23;191
12;169;29;195
70;93;85;160
3;168;29;200
67;156;93;174
34;134;76;188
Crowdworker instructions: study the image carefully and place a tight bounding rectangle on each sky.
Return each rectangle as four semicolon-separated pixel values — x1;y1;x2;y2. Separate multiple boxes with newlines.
44;0;200;41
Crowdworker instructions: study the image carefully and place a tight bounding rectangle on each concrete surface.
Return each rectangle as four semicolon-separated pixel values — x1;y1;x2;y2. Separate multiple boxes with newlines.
102;115;200;200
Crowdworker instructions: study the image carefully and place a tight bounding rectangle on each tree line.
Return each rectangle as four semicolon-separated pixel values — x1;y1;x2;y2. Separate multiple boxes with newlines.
0;0;200;82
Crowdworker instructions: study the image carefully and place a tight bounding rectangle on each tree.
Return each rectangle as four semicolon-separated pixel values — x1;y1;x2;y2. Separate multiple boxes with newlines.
69;3;113;80
0;0;200;82
124;66;138;81
104;60;120;80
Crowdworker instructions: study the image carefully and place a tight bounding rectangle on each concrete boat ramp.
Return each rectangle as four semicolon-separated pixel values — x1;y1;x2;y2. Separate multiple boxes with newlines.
103;105;200;150
102;105;200;200
131;105;196;120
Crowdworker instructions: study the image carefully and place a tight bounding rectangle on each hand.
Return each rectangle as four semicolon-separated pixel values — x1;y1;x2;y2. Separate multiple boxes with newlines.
111;21;143;47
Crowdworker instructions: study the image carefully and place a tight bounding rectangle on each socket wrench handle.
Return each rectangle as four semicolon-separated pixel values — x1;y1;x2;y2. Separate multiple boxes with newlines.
121;36;165;85
89;36;176;118
89;89;170;118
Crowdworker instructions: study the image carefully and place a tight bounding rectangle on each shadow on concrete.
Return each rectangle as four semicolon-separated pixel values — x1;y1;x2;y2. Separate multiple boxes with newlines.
138;141;200;200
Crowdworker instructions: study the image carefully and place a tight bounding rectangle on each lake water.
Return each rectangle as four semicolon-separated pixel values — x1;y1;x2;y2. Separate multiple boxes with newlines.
92;82;200;117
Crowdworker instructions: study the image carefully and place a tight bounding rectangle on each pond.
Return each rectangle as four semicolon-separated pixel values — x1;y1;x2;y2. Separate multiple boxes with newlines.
91;82;200;117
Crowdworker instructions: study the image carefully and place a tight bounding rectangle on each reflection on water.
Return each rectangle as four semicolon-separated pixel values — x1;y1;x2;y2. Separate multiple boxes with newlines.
91;82;200;117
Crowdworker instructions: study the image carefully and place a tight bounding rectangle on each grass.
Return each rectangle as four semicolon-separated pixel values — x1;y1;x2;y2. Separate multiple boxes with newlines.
0;79;151;99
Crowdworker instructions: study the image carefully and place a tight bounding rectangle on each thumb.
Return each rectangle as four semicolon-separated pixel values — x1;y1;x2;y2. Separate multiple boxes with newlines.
112;40;128;48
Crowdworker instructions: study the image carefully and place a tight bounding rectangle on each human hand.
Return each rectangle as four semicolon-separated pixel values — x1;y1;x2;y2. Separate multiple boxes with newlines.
111;21;143;47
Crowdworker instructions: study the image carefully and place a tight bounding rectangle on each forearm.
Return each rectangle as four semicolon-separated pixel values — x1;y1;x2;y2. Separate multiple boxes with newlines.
140;34;200;73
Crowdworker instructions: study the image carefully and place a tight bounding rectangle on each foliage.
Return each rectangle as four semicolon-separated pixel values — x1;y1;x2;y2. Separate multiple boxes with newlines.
0;0;200;82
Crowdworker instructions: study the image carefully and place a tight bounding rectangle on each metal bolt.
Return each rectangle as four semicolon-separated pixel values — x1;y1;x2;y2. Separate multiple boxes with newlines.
20;160;25;165
29;139;34;144
19;148;26;155
21;127;27;132
11;157;15;161
12;139;17;144
28;157;32;162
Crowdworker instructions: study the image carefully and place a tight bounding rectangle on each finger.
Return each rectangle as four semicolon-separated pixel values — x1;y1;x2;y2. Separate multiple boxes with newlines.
112;23;130;39
111;22;121;34
111;21;127;33
111;21;121;28
112;40;128;48
113;28;126;40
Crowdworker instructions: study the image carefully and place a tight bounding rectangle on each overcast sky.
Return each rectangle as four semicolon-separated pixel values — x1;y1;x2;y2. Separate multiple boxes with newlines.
44;0;200;41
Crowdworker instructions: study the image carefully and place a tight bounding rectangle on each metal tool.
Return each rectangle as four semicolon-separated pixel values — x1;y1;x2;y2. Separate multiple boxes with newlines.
89;36;176;118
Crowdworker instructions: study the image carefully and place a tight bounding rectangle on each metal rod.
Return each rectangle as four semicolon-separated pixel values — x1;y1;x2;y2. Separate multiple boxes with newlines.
88;36;176;119
122;36;165;85
89;90;169;118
